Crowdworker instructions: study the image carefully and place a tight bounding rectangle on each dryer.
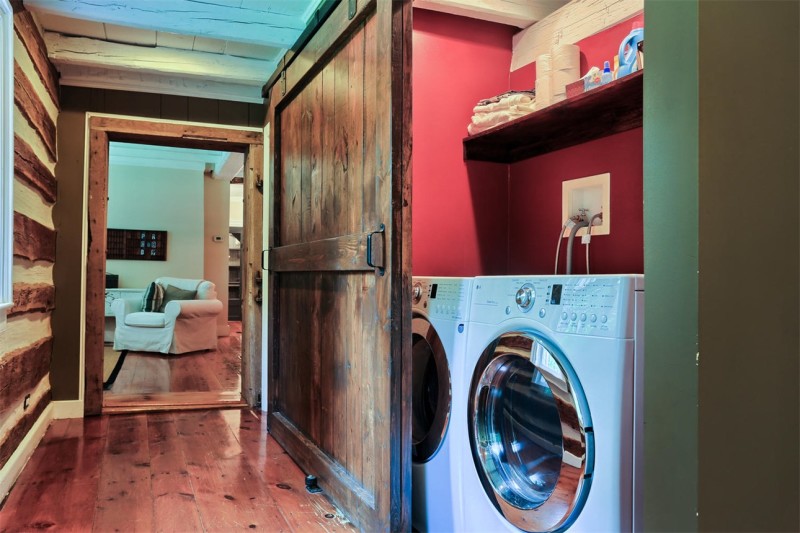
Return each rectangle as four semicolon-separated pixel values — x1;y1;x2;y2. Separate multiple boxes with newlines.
411;277;473;533
452;275;643;533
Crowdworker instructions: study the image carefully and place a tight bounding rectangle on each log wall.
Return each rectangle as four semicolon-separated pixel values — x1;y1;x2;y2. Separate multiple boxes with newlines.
0;6;58;470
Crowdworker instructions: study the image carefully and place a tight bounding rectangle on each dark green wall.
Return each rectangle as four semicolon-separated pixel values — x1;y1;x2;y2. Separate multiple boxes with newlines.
697;1;799;530
644;1;800;531
643;1;699;530
51;87;265;400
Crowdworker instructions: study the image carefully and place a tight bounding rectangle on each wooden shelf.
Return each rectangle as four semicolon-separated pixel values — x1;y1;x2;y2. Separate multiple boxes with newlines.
463;70;643;163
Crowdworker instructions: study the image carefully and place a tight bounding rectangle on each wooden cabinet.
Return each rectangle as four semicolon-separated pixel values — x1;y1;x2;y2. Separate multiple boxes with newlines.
463;70;643;163
228;229;242;321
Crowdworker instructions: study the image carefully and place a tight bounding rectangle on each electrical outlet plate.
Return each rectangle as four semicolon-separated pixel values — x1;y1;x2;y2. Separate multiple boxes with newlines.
562;173;610;238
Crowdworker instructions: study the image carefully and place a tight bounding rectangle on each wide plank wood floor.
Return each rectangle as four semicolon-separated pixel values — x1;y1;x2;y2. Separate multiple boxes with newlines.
0;409;356;532
104;323;244;412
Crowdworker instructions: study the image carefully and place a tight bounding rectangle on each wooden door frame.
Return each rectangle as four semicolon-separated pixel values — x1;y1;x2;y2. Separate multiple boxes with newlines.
83;113;264;415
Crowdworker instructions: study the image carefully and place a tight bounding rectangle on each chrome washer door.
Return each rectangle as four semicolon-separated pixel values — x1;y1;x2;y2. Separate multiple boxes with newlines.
412;315;452;464
468;331;594;533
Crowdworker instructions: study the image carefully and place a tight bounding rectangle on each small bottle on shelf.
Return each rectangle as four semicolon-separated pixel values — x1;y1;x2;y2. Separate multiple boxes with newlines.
601;61;613;85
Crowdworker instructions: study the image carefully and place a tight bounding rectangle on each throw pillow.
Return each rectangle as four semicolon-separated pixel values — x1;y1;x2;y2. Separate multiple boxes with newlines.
141;281;164;312
159;285;198;312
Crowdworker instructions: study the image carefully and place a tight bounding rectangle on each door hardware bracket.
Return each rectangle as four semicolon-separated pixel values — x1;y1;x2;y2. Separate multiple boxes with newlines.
366;224;385;276
280;70;286;96
256;178;263;193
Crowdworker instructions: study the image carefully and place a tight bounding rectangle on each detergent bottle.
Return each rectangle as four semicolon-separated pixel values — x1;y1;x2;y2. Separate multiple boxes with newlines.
617;21;644;78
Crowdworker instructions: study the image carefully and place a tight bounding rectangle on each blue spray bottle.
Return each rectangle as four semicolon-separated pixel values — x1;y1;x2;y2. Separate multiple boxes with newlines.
617;21;644;78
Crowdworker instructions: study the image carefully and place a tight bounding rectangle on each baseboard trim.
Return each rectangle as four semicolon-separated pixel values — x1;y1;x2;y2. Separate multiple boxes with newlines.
53;400;84;420
0;402;53;501
217;324;231;337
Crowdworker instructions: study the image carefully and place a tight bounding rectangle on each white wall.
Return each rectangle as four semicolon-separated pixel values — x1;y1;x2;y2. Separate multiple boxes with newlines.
229;182;244;227
106;164;204;287
204;176;230;336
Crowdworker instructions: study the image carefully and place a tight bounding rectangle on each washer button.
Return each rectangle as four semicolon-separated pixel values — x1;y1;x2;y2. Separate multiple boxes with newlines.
590;314;597;323
539;308;546;318
580;313;587;322
570;312;577;321
561;312;568;320
505;306;512;315
601;315;608;323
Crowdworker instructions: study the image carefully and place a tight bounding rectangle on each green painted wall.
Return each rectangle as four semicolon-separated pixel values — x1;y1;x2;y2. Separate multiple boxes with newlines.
645;1;800;530
643;1;698;530
697;1;799;530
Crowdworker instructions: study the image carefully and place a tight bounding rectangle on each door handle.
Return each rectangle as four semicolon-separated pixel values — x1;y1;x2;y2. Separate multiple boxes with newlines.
366;224;385;276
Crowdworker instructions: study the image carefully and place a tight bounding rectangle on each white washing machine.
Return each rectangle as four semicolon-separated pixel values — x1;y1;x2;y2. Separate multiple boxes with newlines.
452;275;643;533
411;276;473;533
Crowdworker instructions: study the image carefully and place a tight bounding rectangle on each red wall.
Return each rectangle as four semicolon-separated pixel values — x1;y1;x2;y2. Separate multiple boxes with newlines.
413;10;644;276
412;10;514;276
508;14;645;275
508;128;644;275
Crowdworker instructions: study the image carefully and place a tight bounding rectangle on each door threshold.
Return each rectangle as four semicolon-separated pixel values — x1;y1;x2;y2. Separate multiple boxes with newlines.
103;391;247;414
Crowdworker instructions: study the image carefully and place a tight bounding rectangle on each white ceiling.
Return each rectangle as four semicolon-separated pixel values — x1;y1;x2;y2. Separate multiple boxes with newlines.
110;142;243;179
24;0;323;103
24;0;569;104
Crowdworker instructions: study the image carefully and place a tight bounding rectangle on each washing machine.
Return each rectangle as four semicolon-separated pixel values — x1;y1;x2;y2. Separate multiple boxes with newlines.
412;276;473;533
452;275;644;533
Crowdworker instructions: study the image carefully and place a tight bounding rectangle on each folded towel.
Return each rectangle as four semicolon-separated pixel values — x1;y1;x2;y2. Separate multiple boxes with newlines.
467;89;538;136
473;92;536;114
470;106;536;127
476;90;535;107
467;103;538;135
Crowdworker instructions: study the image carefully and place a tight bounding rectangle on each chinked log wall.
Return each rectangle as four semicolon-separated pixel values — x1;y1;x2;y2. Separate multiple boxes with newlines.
0;5;59;470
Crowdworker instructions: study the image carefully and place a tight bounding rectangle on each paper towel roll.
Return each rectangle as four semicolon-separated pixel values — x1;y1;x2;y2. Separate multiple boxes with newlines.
551;44;580;71
535;53;552;78
550;44;580;103
535;53;553;107
535;74;553;107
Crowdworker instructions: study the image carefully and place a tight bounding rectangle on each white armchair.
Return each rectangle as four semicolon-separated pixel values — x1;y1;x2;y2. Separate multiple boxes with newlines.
112;277;223;354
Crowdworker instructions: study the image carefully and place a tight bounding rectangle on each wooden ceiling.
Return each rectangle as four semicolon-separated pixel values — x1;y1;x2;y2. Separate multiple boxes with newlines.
24;0;569;104
24;0;322;103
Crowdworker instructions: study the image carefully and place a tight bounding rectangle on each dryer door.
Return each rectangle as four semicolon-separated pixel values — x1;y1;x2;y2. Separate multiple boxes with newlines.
412;315;452;464
468;331;594;533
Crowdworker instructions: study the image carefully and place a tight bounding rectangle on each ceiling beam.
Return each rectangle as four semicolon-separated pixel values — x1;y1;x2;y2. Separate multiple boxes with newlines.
412;0;567;28
57;64;264;103
24;0;307;48
511;0;643;70
45;32;276;86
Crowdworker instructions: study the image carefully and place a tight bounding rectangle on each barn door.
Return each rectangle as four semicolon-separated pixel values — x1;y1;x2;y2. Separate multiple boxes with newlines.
265;0;411;530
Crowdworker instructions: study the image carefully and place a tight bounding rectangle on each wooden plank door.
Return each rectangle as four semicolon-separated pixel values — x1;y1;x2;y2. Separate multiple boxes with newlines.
265;1;411;531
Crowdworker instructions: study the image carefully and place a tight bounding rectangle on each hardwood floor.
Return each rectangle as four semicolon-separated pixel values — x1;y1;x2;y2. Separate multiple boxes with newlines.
0;409;356;532
104;323;245;412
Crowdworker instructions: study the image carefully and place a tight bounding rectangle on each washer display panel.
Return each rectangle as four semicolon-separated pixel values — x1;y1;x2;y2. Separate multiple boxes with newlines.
412;315;451;464
469;332;594;533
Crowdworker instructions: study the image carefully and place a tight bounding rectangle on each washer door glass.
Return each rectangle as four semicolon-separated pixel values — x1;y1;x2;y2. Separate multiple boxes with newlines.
469;331;594;533
412;316;452;463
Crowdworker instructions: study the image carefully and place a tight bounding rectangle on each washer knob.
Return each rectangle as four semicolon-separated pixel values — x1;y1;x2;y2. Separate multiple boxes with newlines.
515;284;535;312
412;284;422;303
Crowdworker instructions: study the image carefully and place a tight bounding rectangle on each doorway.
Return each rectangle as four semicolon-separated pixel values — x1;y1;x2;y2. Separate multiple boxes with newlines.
83;114;264;415
100;141;246;411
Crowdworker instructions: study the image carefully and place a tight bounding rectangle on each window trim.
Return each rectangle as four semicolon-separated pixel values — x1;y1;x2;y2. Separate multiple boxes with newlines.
0;0;13;323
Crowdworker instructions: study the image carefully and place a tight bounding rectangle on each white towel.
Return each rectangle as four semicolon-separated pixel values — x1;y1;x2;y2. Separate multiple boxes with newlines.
473;93;534;114
467;103;538;135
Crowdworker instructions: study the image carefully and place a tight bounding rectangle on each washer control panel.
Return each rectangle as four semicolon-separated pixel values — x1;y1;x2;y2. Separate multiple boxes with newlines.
471;275;641;339
412;277;473;321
